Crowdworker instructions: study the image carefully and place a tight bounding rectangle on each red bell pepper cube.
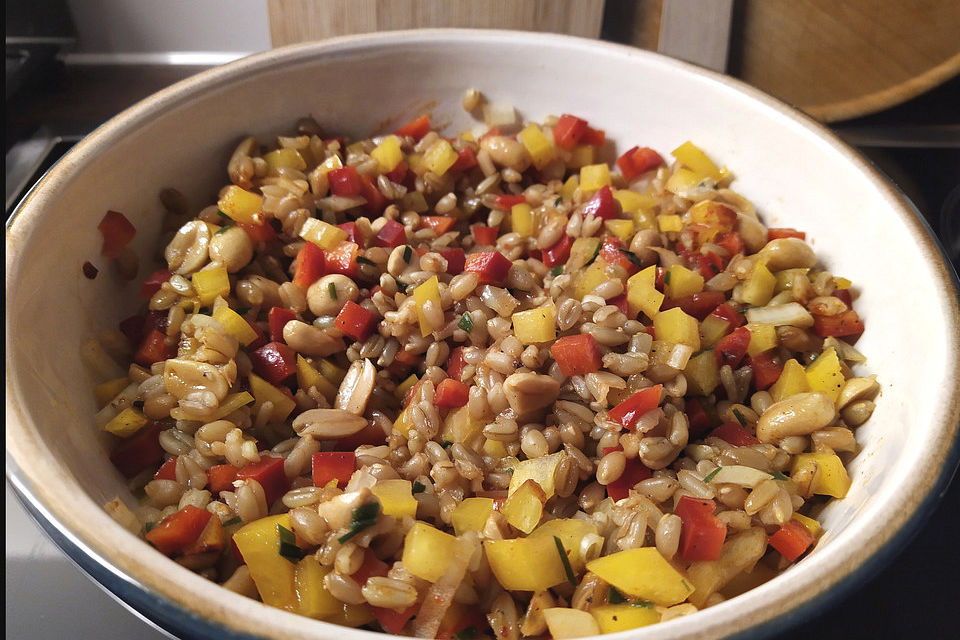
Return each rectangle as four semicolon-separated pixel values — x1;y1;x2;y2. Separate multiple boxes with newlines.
655;267;666;291
715;326;752;368
268;307;297;343
98;210;137;258
385;160;408;184
329;166;362;196
110;422;166;478
235;456;290;505
134;329;172;367
543;235;573;268
394;114;431;140
608;385;663;429
374;219;407;248
154;456;178;481
353;548;390;584
236;220;277;244
420;216;456;235
465;251;512;285
749;351;784;390
609;294;629;316
767;228;806;241
446;346;468;382
321;241;360;279
599;236;638;275
551;334;603;377
390;348;420;375
184;515;226;555
207;464;240;494
616;146;664;181
581;126;606;147
708;302;746;329
769;519;816;562
119;314;147;345
450;146;478;172
494;194;527;209
553;114;589;150
833;289;853;307
581;185;619;221
371;604;419;635
311;451;356;488
472;225;499;246
675;496;727;562
603;449;653;501
435;378;470;408
249;341;297;385
335;300;379;342
247;321;268;351
145;504;213;556
661;291;728;321
337;221;360;245
402;378;426;409
709;421;760;446
440;248;465;275
359;174;388;214
715;231;744;257
333;421;386;451
140;269;172;299
683;250;725;280
686;397;715;439
293;241;326;289
812;309;865;339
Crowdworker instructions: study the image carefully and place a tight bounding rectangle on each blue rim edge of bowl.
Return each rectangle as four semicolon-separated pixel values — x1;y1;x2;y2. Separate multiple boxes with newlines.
5;28;960;640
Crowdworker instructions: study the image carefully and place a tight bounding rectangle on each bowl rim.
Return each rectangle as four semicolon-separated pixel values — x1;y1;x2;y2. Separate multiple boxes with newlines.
6;27;960;640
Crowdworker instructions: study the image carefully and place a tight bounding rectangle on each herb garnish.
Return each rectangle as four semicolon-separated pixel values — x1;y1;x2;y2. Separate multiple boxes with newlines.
356;256;377;267
454;627;479;640
703;467;722;483
328;282;338;299
394;277;408;293
732;407;747;427
617;247;645;268
277;523;306;562
440;440;454;449
554;536;577;587
664;270;672;284
608;586;627;604
554;197;562;207
550;265;563;277
144;521;157;533
215;224;234;235
402;245;412;262
769;471;790;482
337;502;381;543
412;481;426;494
233;306;252;316
223;516;242;526
216;209;231;220
583;242;602;267
458;313;474;332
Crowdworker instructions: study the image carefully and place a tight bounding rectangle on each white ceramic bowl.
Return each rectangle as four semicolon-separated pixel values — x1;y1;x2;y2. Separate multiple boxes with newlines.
6;30;960;640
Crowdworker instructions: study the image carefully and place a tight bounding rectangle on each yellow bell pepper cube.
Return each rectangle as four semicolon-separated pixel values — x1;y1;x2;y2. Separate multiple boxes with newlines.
834;276;852;289
561;175;579;201
665;168;701;195
579;163;611;193
483;438;508;459
250;373;296;422
502;479;546;534
700;314;732;348
613;189;657;214
233;514;298;611
484;538;568;591
742;262;777;306
573;259;608;300
671;141;721;181
805;347;844;403
413;275;442;337
451;497;494;535
208;391;255;421
402;522;457;582
212;305;258;346
393;407;414;436
512;307;556;344
591;604;659;633
264;148;306;173
627;269;664;319
543;608;601;639
653;307;701;351
529;518;599;574
518;124;555;170
587;548;694;606
371;479;418;519
318;357;346;385
567;145;596;169
395;373;419;400
103;407;148;437
318;154;343;175
509;452;565;499
423;139;458;177
300;218;348;250
658;215;683;233
684;349;720;395
441;406;485;447
567;237;601;272
745;322;778;356
295;556;341;619
94;377;129;409
370;135;403;173
665;264;705;298
604;219;635;243
775;268;810;293
217;185;263;224
192;266;230;306
296;355;337;402
511;202;536;237
401;190;429;213
770;358;812;403
791;513;822;537
792;452;851;498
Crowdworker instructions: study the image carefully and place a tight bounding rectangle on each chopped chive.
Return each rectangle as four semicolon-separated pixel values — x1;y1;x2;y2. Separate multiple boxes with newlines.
403;245;412;262
664;270;672;284
632;601;654;609
583;242;602;267
196;307;211;316
394;277;408;293
608;587;627;604
691;346;715;357
732;407;747;427
505;467;514;474
550;265;563;277
412;481;426;494
703;467;722;483
554;536;578;587
338;502;380;544
328;282;338;299
216;209;230;220
440;440;454;448
458;313;474;332
769;471;790;481
617;247;645;267
277;524;306;562
233;306;252;316
554;197;562;207
215;224;234;235
223;516;242;526
356;256;377;266
144;521;157;533
454;626;479;640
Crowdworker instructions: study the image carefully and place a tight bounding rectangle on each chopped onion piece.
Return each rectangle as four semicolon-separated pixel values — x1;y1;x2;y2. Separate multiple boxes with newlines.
708;465;771;488
483;102;518;129
745;302;815;328
824;336;867;363
316;194;367;213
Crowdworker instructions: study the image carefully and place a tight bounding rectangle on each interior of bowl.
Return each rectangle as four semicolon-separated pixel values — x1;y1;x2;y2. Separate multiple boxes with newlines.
6;30;960;640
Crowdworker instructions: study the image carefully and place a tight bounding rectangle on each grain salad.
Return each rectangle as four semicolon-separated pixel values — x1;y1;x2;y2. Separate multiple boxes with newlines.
90;92;878;638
